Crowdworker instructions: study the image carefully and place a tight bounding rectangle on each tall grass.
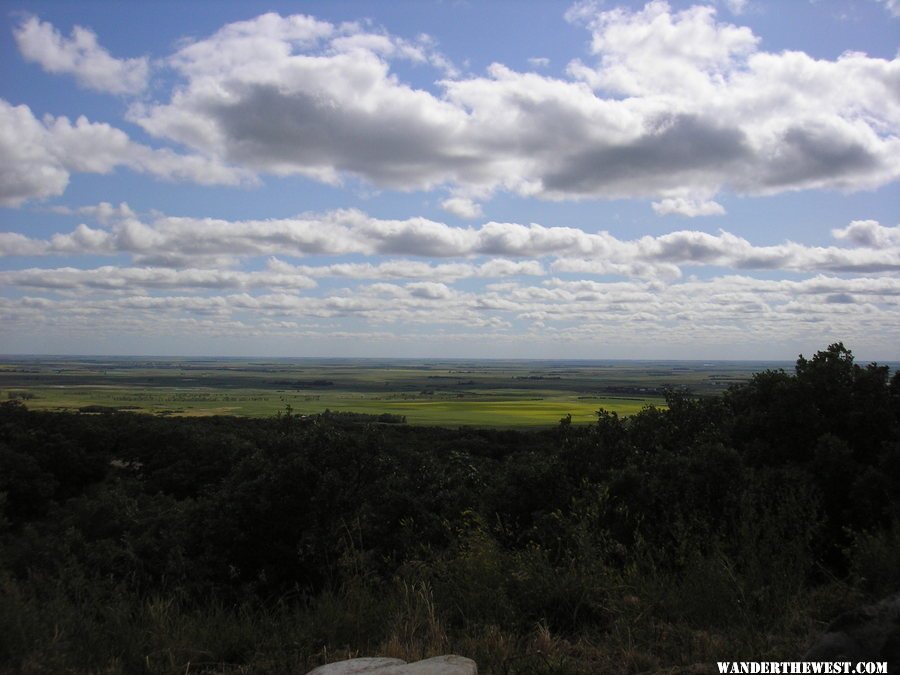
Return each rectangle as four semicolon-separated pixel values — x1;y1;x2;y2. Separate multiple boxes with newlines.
3;530;895;674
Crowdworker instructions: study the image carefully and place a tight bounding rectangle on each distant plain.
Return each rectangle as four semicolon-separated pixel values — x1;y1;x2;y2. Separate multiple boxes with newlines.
0;356;790;426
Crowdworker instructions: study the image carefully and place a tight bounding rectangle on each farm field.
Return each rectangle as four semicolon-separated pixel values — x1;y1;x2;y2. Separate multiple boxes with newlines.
0;356;784;426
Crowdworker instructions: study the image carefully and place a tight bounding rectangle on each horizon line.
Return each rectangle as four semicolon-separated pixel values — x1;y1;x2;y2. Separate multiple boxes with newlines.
4;353;900;366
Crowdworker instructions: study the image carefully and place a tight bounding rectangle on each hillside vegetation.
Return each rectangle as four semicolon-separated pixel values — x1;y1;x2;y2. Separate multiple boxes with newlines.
1;344;898;673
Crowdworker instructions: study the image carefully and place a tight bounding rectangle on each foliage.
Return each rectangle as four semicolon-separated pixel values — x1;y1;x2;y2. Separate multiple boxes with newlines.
0;344;897;672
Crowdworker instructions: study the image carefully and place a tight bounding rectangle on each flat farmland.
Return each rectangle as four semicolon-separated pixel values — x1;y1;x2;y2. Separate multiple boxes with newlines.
0;356;782;426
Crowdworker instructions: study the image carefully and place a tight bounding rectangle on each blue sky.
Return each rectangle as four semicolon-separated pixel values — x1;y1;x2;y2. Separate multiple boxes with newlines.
0;0;898;359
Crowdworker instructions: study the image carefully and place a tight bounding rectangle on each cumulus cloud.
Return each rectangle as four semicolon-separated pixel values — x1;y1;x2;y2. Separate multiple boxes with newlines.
566;1;759;96
108;4;900;207
407;281;455;299
48;201;136;224
440;196;484;219
0;101;70;205
832;220;900;248
130;12;468;190
3;273;898;356
651;197;726;217
0;232;47;256
3;208;898;277
7;6;900;210
0;266;317;292
0;100;250;206
550;257;683;280
14;15;148;94
479;275;900;340
268;257;544;281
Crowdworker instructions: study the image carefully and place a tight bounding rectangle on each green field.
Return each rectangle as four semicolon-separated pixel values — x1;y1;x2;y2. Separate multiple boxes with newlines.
0;356;781;426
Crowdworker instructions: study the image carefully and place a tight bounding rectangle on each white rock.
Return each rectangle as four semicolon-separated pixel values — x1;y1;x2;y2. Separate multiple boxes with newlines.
400;656;478;674
306;654;477;675
307;658;407;674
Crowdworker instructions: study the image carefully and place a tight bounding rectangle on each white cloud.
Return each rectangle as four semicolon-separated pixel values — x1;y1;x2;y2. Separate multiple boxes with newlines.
49;201;136;224
407;281;455;299
0;232;47;256
269;257;544;281
567;1;759;96
124;5;899;205
440;196;484;219
0;266;317;292
8;7;899;209
832;220;900;248
0;99;250;206
527;56;550;68
0;101;70;205
3;208;898;277
651;197;726;217
550;257;683;280
14;15;149;94
3;273;897;357
130;13;467;190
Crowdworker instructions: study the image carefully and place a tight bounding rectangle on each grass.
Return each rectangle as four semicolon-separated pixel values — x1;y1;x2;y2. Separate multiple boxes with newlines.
1;559;850;674
4;386;663;425
0;356;768;426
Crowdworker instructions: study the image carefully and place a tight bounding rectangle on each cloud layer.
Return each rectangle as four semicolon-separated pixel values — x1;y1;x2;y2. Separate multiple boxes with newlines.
4;208;898;277
3;272;898;355
2;202;898;355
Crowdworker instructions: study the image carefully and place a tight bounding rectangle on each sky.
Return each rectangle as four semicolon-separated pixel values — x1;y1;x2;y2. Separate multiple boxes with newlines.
0;0;898;360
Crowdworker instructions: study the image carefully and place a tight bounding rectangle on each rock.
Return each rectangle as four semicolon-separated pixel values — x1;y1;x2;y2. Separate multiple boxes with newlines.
306;654;477;675
306;658;407;674
803;593;900;663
